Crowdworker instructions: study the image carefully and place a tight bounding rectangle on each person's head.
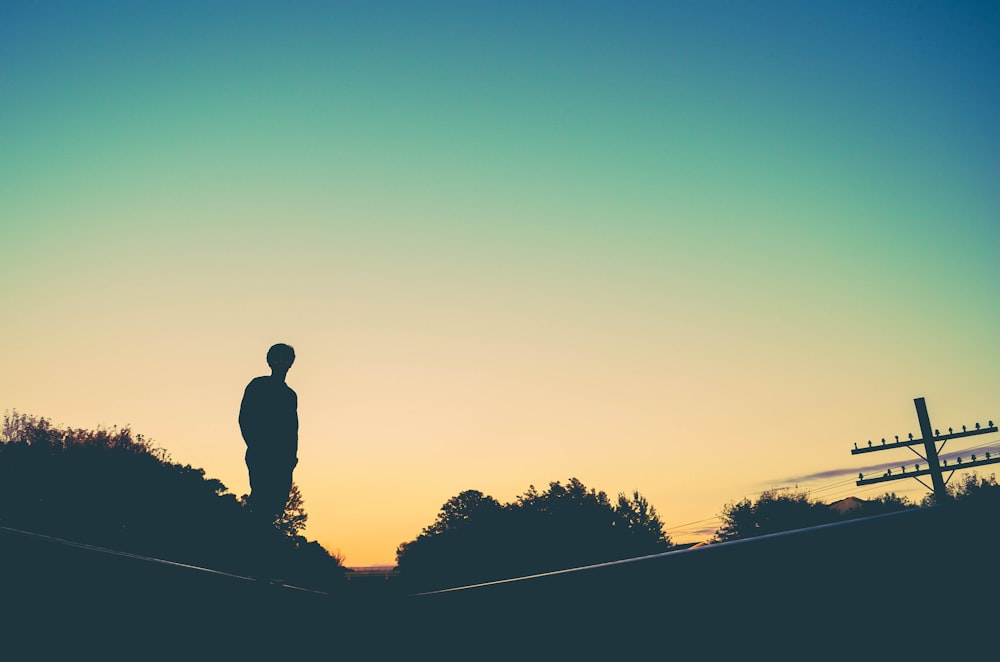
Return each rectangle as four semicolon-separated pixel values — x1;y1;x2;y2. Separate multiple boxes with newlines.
266;343;296;374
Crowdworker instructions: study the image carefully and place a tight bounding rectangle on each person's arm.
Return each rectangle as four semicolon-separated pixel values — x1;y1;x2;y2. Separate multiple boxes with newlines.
239;381;259;448
288;389;299;460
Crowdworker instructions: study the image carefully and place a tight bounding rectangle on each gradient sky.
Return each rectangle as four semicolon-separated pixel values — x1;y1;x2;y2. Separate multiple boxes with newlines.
2;1;999;567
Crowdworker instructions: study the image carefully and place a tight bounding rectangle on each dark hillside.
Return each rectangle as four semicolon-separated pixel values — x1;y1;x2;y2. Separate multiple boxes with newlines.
0;413;344;590
1;525;394;660
5;499;996;660
406;501;999;659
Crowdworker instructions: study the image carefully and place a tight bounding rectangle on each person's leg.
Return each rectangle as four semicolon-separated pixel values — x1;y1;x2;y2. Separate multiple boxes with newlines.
246;464;294;577
248;461;290;521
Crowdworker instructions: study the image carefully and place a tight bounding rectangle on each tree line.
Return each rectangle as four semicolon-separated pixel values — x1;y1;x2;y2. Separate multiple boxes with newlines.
3;410;997;594
395;478;672;591
397;474;998;591
712;472;999;543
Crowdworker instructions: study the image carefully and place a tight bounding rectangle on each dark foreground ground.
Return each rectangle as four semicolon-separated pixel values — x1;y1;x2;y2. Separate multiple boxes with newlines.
3;502;997;660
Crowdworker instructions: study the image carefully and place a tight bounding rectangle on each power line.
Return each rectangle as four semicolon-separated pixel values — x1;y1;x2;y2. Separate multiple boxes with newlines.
664;515;720;531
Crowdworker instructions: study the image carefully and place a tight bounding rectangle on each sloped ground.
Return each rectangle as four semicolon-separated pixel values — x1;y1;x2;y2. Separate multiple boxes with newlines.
4;502;997;660
405;503;999;659
1;527;374;660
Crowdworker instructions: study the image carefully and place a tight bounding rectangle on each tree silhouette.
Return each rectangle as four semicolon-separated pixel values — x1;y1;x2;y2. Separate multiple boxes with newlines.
852;492;914;517
396;478;672;592
712;496;756;542
713;490;837;542
423;490;503;536
395;490;506;590
615;489;669;553
239;482;308;537
938;471;1000;506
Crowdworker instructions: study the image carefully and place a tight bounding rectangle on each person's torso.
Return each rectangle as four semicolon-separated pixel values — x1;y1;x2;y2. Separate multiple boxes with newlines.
244;376;298;448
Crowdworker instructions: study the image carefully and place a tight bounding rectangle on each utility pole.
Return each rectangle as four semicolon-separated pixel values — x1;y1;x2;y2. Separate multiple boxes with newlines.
913;398;947;500
851;397;998;502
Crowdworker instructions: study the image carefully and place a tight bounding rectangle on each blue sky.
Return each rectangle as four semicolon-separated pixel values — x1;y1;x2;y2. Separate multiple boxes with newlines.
2;1;998;565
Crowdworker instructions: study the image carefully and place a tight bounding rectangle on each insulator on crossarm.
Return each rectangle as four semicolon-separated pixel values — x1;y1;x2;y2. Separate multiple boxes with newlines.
976;422;981;430
934;429;940;437
949;428;953;435
881;438;886;445
962;425;967;433
908;433;913;441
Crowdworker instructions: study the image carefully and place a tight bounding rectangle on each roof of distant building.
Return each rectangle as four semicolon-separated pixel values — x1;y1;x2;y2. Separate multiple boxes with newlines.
828;496;866;514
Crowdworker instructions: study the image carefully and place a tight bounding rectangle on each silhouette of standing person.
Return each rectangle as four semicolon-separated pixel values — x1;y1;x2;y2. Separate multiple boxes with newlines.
239;343;298;547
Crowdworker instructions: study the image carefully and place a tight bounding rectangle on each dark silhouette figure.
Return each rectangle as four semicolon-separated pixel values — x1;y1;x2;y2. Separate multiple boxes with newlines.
239;343;298;570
